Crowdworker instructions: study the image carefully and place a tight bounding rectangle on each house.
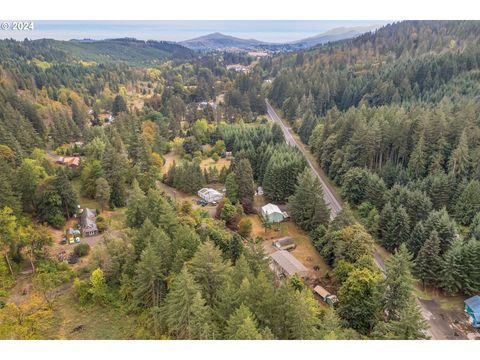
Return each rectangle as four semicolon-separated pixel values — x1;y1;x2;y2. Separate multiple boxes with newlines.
261;203;288;223
67;157;80;168
464;295;480;328
255;186;264;196
273;236;296;251
269;250;307;278
56;157;65;165
197;188;223;203
313;285;339;307
80;208;99;237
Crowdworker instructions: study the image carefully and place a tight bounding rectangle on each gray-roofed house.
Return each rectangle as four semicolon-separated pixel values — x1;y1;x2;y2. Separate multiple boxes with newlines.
80;208;98;237
273;236;296;251
269;250;308;278
261;203;287;223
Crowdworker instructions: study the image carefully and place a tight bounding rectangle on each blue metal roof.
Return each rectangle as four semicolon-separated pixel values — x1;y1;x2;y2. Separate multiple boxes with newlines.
464;295;480;312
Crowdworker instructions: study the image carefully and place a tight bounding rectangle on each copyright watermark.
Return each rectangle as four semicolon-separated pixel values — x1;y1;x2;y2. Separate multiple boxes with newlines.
0;21;34;31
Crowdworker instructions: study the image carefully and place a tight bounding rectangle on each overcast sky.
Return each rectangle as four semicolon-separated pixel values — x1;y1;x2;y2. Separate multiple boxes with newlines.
0;20;390;42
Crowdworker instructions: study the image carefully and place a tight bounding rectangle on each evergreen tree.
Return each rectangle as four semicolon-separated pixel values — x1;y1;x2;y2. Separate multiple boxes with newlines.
234;159;255;205
381;244;415;321
415;230;442;287
112;94;127;116
161;267;209;339
126;180;147;228
189;242;230;306
225;304;263;340
225;173;238;203
133;244;165;308
454;180;480;225
288;168;330;232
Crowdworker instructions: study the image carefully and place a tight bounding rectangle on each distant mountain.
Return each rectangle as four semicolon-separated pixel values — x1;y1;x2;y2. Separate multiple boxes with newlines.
291;25;379;49
180;26;380;52
180;32;265;51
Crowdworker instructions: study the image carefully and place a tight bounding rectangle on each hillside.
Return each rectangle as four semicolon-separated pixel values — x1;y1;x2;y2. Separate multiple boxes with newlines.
0;38;195;66
180;32;265;51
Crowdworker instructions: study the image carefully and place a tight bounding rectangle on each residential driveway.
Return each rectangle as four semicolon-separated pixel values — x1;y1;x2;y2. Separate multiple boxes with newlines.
417;298;468;340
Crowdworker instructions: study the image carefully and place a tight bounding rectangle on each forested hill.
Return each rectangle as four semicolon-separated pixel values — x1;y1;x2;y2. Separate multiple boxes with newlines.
267;20;480;115
0;38;195;66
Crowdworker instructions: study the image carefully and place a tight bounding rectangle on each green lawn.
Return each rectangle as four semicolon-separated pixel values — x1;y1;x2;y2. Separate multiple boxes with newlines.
71;179;101;210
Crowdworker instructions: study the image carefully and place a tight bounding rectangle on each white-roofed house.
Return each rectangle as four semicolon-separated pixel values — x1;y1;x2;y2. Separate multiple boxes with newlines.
197;188;223;203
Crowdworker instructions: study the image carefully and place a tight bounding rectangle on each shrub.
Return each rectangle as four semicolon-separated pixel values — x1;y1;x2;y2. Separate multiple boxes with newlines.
212;153;220;162
74;243;91;257
238;218;253;238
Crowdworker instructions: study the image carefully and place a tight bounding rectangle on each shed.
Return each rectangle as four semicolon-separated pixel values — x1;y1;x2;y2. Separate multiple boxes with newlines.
313;285;330;300
198;188;223;203
269;250;307;278
80;208;98;237
464;295;480;328
273;236;296;251
261;203;285;223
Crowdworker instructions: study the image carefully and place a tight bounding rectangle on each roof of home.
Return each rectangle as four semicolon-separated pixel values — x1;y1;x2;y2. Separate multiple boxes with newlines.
313;285;331;299
198;188;222;196
465;295;480;314
81;208;98;233
262;203;282;215
270;250;307;277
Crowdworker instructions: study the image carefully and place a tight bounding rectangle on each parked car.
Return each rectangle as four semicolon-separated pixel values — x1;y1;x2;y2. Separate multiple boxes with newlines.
196;199;208;206
60;237;67;245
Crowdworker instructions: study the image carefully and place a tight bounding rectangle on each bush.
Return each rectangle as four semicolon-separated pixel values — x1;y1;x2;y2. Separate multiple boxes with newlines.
212;153;220;162
74;243;90;257
50;213;66;229
238;218;253;238
96;216;107;232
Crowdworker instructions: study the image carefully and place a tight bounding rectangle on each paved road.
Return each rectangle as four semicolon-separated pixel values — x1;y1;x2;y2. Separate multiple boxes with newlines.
266;99;342;220
265;99;456;339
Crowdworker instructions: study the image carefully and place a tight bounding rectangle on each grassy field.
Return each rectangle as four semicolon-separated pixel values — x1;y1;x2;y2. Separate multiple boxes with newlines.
71;179;101;210
52;289;137;340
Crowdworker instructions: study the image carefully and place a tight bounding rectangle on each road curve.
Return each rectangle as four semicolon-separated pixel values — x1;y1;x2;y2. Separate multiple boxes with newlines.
265;99;342;219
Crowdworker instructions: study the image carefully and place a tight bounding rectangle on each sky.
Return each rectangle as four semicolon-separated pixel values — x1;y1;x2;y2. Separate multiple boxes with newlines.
0;20;390;43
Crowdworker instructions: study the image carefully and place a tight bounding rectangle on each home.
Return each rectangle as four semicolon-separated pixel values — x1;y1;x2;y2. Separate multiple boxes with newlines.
255;186;264;196
80;208;99;237
464;295;480;328
313;285;339;307
197;188;224;203
273;236;296;251
67;157;80;168
269;250;307;278
261;203;288;223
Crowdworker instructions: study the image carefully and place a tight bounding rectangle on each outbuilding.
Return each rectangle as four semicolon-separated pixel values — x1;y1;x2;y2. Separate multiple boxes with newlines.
313;285;339;307
261;203;287;223
273;236;296;251
269;250;307;278
464;295;480;328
